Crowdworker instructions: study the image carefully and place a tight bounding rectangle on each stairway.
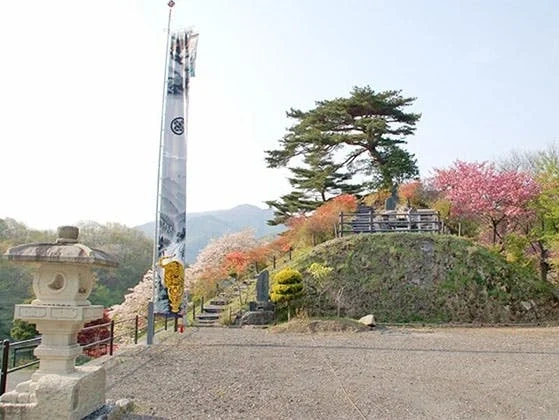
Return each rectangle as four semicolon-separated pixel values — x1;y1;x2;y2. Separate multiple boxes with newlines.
195;296;229;326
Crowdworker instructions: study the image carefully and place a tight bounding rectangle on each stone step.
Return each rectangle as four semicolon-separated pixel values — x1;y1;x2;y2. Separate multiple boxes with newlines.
195;318;219;325
209;299;228;306
196;312;220;321
193;322;222;327
203;304;227;314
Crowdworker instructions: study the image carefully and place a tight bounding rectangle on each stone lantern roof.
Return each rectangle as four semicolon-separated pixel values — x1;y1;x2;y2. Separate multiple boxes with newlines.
3;225;119;268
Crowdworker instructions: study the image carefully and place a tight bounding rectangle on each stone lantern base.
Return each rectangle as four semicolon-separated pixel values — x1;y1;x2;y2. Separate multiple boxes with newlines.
0;365;105;420
14;304;104;375
0;304;106;419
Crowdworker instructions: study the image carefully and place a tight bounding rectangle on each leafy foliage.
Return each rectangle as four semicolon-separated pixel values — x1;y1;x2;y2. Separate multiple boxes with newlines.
10;319;38;341
272;194;358;251
109;270;153;343
307;262;333;280
0;219;52;339
305;194;358;245
270;268;304;303
77;221;152;307
265;153;362;225
305;263;334;311
78;309;111;357
433;161;540;245
0;263;33;340
223;251;251;278
186;230;261;298
397;179;436;208
265;86;421;223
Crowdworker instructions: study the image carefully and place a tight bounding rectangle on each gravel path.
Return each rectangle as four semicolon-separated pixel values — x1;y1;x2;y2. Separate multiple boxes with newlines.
105;326;559;419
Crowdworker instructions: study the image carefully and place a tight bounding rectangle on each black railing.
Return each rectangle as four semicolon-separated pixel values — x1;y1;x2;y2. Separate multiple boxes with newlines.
339;208;442;237
154;313;179;334
0;336;42;396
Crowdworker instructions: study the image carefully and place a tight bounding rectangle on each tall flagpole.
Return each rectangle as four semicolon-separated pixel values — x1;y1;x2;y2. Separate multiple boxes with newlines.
148;0;175;346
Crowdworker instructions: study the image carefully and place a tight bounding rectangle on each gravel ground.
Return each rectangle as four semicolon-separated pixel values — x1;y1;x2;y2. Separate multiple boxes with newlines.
105;326;559;420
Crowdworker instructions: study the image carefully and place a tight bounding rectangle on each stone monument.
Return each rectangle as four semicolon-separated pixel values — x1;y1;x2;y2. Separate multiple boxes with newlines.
243;270;275;325
255;270;270;303
384;186;398;211
0;226;118;420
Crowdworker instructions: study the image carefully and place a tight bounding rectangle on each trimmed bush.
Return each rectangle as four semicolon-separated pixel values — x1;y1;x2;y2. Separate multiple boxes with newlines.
271;268;304;319
272;268;304;285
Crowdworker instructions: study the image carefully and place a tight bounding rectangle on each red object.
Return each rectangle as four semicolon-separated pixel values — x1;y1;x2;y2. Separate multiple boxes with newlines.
78;309;111;357
178;325;184;333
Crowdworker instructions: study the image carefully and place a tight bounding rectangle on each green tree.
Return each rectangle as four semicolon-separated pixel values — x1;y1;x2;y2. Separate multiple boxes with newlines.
0;219;48;339
89;283;123;308
78;222;152;307
270;268;304;320
266;152;362;225
499;145;559;282
10;319;38;341
265;86;421;222
531;157;559;281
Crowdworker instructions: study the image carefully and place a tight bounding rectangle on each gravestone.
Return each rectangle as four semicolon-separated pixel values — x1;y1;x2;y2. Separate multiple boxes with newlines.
244;270;274;325
384;185;398;210
256;270;270;302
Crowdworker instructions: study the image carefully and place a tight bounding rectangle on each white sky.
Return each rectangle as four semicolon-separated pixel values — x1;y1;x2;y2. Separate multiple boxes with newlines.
1;0;558;230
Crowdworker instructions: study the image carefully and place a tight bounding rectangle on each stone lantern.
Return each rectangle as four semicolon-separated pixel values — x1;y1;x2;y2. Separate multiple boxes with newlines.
0;226;118;420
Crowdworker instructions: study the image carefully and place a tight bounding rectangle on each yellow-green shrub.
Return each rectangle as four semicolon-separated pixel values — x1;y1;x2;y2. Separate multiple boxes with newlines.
270;268;304;308
307;262;333;280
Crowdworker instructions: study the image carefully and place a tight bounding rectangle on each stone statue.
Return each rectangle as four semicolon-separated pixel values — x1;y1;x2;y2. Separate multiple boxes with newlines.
384;184;399;211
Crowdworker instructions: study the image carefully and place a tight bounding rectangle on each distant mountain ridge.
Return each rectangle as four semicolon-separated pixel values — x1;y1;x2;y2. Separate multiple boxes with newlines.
135;204;284;263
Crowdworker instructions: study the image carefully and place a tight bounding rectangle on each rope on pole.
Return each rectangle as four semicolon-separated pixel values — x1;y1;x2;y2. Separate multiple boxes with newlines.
148;0;175;345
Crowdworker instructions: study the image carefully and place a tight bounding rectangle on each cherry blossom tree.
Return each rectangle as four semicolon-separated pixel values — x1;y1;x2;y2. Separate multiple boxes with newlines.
433;161;540;245
108;270;153;343
185;229;261;297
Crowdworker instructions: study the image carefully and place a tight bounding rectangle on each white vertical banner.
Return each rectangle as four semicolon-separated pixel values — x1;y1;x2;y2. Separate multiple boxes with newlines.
154;30;198;315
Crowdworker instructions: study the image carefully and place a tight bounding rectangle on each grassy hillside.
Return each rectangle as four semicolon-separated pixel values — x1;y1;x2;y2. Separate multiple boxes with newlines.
283;233;559;324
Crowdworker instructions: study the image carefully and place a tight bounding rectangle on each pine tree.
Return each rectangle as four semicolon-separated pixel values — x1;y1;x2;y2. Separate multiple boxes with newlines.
266;152;361;225
265;86;421;223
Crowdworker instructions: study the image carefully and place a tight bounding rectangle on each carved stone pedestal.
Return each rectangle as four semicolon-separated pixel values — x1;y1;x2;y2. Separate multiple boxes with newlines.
0;304;105;419
15;304;104;374
1;365;105;420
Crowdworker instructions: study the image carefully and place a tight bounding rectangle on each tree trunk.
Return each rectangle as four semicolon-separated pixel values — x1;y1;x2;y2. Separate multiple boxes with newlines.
237;283;243;306
538;241;549;282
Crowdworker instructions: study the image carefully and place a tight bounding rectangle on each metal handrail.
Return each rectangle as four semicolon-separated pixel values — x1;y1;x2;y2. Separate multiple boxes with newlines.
338;209;442;236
